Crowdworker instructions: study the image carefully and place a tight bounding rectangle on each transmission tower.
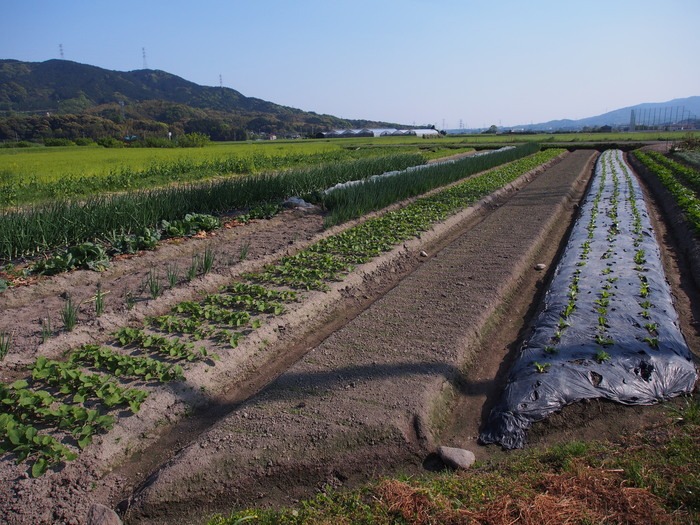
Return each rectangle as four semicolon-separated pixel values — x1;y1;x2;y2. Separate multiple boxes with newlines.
59;44;64;59
142;47;148;69
219;74;223;88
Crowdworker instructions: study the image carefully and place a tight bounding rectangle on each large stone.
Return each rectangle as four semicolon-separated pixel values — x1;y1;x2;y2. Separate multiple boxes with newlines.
437;446;476;469
86;503;122;525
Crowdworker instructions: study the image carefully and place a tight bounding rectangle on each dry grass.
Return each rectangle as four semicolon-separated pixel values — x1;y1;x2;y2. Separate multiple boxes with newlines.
375;464;675;525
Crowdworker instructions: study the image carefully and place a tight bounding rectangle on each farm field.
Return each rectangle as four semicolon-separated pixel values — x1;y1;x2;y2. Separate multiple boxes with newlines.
0;137;474;197
0;143;699;524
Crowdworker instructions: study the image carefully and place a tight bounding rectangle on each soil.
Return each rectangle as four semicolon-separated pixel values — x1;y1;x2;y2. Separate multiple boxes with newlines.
1;148;698;525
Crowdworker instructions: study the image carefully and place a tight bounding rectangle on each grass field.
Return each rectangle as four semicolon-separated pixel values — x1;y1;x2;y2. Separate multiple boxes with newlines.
0;138;470;184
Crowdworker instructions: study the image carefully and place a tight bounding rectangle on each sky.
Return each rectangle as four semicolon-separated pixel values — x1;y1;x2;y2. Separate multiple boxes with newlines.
2;0;699;128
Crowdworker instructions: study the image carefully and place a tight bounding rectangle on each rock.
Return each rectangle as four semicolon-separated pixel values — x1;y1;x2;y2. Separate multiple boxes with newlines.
534;263;546;271
86;503;122;525
437;446;476;469
419;250;428;257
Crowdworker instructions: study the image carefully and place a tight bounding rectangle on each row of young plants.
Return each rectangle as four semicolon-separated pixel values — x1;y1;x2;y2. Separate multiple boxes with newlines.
632;150;700;234
0;280;299;477
27;212;225;276
481;149;697;449
0;149;562;476
1;353;152;477
320;142;541;226
248;148;565;290
641;150;700;195
0;153;423;262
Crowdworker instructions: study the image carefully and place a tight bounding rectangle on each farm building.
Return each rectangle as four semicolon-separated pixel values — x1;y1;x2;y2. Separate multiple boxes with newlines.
316;128;440;139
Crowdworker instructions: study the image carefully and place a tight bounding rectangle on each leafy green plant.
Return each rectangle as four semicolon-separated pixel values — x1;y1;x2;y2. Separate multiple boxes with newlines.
106;227;161;255
0;380;115;450
643;336;659;349
533;362;551;373
595;349;611;363
113;327;217;362
31;242;110;276
644;322;659;335
639;280;650;298
595;334;614;347
0;412;77;477
69;344;184;382
161;213;221;238
30;356;147;412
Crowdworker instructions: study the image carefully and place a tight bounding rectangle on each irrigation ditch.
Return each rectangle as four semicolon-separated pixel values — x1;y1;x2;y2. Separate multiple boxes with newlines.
1;147;698;524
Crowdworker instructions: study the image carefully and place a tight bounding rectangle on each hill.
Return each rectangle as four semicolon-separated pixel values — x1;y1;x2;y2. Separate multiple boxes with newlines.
519;96;700;132
0;59;403;141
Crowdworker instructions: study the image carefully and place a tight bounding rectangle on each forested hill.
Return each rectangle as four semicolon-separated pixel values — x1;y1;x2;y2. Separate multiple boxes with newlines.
0;59;400;140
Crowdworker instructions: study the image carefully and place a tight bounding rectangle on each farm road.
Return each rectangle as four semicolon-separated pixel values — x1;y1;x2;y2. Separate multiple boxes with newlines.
125;150;597;524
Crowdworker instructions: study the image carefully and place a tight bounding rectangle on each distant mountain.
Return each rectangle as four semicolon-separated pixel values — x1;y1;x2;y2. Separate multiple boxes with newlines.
516;96;700;132
0;59;404;140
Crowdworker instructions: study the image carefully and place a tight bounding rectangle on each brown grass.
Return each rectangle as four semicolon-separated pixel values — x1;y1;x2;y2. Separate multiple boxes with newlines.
375;465;675;525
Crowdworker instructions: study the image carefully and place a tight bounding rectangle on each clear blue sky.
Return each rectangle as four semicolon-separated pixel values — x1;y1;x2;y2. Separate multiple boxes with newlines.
2;0;698;128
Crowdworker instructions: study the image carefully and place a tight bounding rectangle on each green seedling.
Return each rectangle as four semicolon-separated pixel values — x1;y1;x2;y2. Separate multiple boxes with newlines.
40;315;52;343
643;336;659;349
595;334;614;347
0;331;12;360
201;247;215;275
61;295;78;331
125;291;136;310
595;349;611;363
644;323;659;335
145;269;161;299
239;241;251;261
187;254;200;281
92;283;109;317
533;362;551;373
639;281;650;298
166;264;179;288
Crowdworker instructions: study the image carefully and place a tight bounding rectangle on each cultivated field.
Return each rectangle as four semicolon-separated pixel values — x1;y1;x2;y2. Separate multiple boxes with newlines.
0;137;699;524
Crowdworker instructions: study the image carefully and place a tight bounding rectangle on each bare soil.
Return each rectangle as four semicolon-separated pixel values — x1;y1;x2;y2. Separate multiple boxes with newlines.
1;149;698;525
